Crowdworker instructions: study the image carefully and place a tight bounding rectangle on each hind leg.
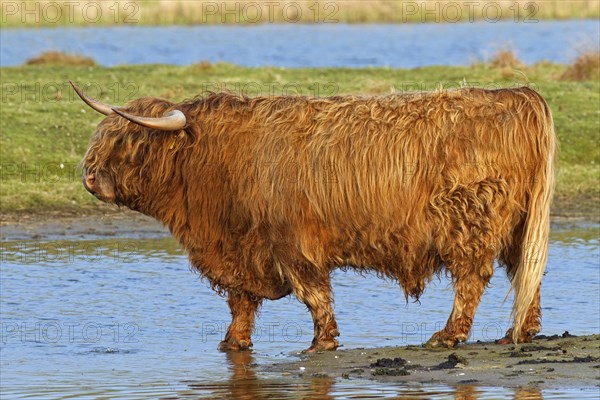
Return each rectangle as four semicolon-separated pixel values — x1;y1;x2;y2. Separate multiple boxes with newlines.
289;271;339;352
498;240;542;344
219;290;262;351
427;179;511;347
497;284;541;344
426;262;494;348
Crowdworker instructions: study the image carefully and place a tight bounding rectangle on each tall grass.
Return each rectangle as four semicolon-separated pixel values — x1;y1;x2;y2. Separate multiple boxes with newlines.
486;49;525;69
1;0;599;27
559;51;600;81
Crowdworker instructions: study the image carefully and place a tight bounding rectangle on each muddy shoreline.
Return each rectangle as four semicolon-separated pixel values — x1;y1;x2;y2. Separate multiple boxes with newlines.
264;334;600;389
1;208;598;241
0;209;169;241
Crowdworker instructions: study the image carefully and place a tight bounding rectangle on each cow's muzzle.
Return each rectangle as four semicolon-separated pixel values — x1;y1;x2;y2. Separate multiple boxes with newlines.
82;172;98;196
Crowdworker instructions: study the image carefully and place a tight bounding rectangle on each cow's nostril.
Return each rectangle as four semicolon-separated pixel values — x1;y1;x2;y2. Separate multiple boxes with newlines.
84;173;96;190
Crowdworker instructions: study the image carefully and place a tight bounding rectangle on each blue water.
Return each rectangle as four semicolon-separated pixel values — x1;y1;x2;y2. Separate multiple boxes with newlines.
1;21;599;68
0;221;598;398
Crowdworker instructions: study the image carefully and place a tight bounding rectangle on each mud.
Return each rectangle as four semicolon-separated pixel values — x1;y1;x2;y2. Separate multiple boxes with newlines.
1;208;598;242
264;334;600;389
0;209;168;241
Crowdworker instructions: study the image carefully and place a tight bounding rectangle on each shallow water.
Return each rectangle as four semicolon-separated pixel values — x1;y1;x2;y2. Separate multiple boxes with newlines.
0;220;598;398
1;20;599;68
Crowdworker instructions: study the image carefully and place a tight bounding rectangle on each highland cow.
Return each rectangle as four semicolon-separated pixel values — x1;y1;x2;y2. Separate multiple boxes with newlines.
72;81;555;352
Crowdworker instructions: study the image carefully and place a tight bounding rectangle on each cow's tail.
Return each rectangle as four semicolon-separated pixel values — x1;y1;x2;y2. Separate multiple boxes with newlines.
510;88;556;343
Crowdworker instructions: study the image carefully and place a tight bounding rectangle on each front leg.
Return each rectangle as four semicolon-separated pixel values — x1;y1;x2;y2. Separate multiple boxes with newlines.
289;271;339;352
219;290;262;351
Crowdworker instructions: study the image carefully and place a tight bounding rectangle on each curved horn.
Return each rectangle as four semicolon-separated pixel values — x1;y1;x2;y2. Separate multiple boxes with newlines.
69;80;119;116
111;108;187;131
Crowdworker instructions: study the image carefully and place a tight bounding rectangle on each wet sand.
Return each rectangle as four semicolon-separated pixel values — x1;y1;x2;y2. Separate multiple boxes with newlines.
0;209;168;241
1;208;597;242
264;334;600;389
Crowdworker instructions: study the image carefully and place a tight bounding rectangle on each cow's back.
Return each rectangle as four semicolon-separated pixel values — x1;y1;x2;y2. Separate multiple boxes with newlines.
185;88;549;295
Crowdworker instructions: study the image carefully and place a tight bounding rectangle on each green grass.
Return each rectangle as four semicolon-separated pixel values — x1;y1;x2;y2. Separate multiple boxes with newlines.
0;62;598;217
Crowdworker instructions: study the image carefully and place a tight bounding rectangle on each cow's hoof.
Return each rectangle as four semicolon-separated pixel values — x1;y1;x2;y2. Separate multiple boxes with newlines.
303;338;339;353
496;334;533;345
496;336;512;345
424;338;454;349
496;328;536;345
424;333;460;349
218;338;253;351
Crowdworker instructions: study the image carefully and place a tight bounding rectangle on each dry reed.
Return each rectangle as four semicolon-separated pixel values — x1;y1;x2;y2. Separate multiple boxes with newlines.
25;51;96;66
1;0;598;27
559;51;600;81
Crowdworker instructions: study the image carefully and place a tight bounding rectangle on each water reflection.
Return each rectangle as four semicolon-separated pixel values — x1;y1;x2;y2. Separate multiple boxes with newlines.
454;385;480;400
514;387;543;400
183;351;336;399
179;351;546;400
226;350;256;381
453;386;542;400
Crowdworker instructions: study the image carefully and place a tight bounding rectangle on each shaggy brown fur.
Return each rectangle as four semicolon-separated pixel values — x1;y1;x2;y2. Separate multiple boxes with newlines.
80;87;556;351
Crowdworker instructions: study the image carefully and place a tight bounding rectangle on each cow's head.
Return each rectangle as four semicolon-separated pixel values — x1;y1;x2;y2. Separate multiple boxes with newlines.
71;81;188;209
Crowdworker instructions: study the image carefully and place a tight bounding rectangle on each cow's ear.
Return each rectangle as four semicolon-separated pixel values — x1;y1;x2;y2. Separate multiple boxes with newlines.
111;109;187;131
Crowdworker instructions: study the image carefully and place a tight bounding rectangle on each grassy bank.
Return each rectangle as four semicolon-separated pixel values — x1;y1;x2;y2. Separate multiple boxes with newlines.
1;0;599;27
0;61;598;217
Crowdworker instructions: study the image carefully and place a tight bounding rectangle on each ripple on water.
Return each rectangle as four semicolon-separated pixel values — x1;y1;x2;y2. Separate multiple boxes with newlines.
1;21;599;67
1;222;598;398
